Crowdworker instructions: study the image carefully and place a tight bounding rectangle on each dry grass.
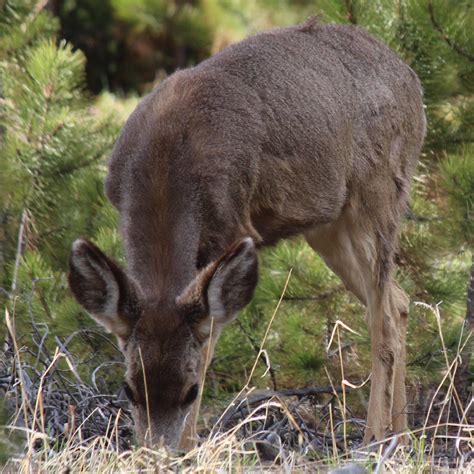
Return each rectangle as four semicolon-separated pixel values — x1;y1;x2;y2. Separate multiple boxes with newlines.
1;293;473;473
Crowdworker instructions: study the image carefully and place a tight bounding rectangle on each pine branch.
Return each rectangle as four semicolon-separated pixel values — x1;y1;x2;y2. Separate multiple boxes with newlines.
344;0;357;25
11;209;28;294
51;153;104;177
427;0;474;63
282;286;344;302
19;0;48;34
455;258;474;401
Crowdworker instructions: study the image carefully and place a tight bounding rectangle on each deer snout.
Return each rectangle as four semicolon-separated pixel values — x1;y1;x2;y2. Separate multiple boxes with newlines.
134;408;187;449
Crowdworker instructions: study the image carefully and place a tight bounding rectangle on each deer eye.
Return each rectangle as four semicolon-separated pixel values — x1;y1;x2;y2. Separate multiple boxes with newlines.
123;382;136;404
182;384;199;406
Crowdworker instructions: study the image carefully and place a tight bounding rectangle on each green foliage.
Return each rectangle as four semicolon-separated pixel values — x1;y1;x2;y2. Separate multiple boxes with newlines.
1;36;120;266
0;0;122;359
440;147;474;245
0;0;58;59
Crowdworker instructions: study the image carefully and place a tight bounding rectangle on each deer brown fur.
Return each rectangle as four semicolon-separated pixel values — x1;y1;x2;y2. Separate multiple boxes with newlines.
69;19;426;449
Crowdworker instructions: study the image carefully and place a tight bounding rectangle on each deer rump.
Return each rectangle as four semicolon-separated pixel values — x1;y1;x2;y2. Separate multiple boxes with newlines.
70;19;426;448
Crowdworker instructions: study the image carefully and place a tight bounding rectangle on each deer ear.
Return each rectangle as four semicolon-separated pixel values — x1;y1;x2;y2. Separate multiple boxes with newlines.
68;239;140;340
178;238;258;340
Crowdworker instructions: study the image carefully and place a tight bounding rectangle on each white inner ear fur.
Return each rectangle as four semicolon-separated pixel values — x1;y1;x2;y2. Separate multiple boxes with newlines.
206;237;255;324
72;239;123;334
87;258;120;319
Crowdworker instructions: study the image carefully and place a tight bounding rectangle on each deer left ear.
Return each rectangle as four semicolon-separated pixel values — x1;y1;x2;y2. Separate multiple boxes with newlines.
68;239;140;341
178;238;258;340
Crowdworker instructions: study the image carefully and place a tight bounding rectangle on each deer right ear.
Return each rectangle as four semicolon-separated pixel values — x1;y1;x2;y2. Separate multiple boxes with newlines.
177;238;258;341
68;239;140;340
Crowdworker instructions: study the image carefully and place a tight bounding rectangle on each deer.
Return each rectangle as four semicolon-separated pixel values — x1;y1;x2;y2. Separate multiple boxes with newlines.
68;18;426;449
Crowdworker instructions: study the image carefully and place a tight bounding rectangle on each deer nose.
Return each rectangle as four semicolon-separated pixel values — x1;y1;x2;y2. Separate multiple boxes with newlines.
137;412;184;449
142;431;166;448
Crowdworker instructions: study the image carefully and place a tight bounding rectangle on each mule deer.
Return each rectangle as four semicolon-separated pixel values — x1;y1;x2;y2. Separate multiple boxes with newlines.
68;19;426;449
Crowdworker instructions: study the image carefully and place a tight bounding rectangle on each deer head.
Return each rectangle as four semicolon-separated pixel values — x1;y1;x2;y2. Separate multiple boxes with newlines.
68;237;258;447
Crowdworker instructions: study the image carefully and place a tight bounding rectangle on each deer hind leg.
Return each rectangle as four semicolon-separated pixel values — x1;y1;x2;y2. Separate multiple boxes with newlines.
305;213;404;443
390;280;409;435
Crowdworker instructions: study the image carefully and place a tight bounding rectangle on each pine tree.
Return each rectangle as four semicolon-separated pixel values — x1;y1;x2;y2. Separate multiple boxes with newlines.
0;0;126;365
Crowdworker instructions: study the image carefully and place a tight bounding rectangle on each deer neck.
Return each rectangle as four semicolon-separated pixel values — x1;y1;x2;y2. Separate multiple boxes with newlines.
121;196;202;300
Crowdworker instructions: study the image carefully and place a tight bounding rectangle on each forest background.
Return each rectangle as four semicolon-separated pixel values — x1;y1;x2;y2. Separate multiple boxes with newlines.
0;0;473;460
